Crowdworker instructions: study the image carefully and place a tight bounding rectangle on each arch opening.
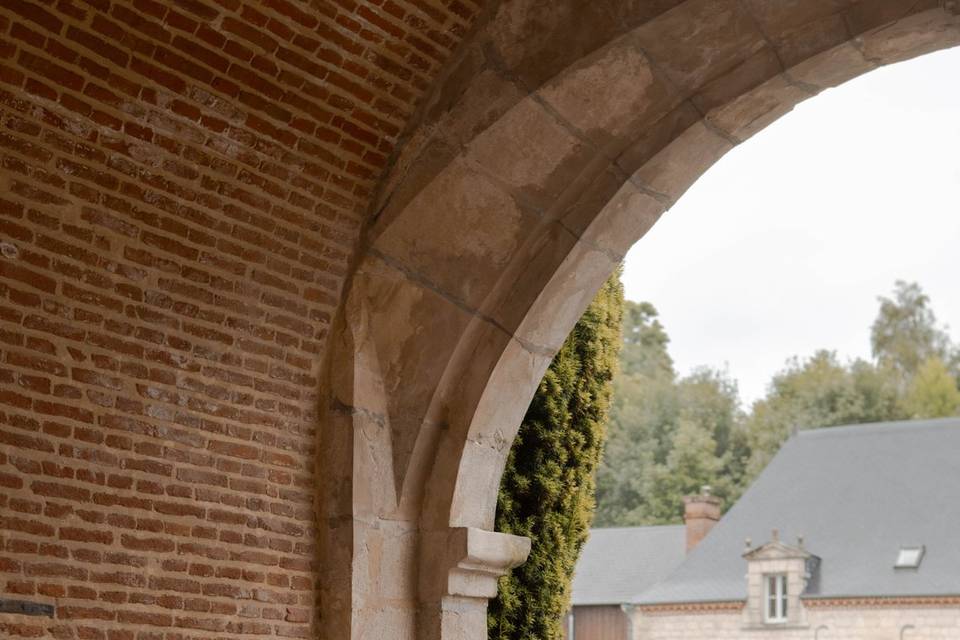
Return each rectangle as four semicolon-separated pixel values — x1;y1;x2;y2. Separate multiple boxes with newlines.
320;3;960;638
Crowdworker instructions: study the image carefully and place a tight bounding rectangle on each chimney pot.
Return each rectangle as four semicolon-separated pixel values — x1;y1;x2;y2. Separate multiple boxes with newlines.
683;490;722;552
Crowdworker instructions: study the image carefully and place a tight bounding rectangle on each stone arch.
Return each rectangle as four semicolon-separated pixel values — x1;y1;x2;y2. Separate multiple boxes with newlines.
321;2;960;638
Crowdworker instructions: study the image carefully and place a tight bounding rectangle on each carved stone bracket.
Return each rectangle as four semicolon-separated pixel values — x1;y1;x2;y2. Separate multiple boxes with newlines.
418;527;531;639
444;527;531;599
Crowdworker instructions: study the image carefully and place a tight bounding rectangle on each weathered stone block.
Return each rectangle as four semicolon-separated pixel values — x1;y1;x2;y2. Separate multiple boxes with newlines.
635;0;768;92
537;31;681;155
633;120;735;200
465;96;594;212
788;42;875;89
856;7;960;65
706;75;812;142
373;157;538;311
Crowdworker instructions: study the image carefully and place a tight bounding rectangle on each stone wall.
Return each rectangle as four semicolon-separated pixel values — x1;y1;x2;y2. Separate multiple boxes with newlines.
635;603;960;639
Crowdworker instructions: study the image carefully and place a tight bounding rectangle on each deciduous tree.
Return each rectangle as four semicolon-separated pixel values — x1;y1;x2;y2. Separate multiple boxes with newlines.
902;357;960;419
871;280;957;380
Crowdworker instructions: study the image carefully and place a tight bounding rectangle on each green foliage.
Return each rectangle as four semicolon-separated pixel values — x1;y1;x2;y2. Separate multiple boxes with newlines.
596;281;960;529
620;301;674;378
488;273;624;640
902;357;960;418
871;280;957;380
594;305;746;527
742;351;903;476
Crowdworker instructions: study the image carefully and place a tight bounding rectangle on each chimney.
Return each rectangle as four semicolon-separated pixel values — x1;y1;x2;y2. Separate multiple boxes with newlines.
683;485;721;552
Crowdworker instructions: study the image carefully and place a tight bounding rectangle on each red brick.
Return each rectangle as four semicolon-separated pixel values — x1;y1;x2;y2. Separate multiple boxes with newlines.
0;261;57;293
59;606;115;620
59;526;113;545
120;533;174;553
7;1;64;34
117;610;172;627
1;516;55;537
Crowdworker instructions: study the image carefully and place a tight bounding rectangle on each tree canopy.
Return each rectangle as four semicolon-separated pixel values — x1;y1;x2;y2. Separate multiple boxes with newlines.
871;280;957;380
594;301;747;526
596;282;960;528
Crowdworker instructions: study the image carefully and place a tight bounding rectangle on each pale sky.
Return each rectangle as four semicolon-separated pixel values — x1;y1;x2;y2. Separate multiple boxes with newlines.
622;46;960;407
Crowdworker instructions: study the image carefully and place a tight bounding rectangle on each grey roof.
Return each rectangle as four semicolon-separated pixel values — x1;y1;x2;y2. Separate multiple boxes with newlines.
637;418;960;604
571;525;686;605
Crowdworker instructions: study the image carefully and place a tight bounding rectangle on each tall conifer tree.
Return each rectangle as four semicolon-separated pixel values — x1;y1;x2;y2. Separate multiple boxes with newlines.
488;273;624;640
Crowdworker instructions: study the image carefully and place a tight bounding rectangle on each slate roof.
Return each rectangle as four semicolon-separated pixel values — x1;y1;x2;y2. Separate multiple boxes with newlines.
571;524;686;605
637;418;960;604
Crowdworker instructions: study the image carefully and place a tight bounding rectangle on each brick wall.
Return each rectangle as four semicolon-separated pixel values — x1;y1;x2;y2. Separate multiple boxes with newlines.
0;0;481;638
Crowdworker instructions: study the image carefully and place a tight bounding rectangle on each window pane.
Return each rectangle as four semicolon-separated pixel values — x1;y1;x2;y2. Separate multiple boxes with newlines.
896;547;924;568
766;576;776;620
781;583;787;619
778;575;787;619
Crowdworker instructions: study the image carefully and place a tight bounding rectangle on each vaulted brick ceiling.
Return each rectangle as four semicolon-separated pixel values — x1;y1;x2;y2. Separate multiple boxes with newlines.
0;0;487;362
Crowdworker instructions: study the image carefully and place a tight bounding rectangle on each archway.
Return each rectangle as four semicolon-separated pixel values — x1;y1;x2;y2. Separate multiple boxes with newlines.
320;2;960;639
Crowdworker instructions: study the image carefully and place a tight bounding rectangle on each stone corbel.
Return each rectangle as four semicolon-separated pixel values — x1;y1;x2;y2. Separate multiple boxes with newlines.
444;527;531;599
418;527;531;640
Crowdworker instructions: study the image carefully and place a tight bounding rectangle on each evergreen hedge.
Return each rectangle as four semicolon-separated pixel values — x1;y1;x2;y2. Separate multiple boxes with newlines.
488;273;624;640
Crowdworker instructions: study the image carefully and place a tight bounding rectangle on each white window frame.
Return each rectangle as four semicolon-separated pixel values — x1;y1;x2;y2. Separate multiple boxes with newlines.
765;574;788;623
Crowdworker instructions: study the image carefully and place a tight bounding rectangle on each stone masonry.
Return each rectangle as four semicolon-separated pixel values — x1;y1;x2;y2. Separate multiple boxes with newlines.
635;603;960;640
1;1;959;639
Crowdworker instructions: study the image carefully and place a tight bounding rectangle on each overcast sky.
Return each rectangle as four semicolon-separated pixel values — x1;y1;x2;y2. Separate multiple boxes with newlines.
622;46;960;407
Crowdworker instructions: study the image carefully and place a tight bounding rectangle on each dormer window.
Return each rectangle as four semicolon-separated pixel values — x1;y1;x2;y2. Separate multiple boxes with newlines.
765;574;788;623
743;531;817;629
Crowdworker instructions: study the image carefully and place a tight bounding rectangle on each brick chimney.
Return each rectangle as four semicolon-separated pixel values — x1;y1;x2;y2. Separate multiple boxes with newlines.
683;485;721;552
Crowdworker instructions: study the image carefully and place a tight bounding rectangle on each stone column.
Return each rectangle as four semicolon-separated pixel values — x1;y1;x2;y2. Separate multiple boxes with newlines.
419;527;531;640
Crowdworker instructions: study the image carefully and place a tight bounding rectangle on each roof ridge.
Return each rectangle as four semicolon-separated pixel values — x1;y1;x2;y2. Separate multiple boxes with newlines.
589;523;686;532
795;416;960;439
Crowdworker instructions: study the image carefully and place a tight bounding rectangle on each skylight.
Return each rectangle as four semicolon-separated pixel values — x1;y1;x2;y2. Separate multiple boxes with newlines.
894;546;925;569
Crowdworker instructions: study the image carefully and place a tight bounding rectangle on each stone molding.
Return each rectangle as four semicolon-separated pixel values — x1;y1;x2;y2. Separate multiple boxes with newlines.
445;527;532;600
803;595;960;609
640;595;960;615
639;601;746;615
414;528;531;640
